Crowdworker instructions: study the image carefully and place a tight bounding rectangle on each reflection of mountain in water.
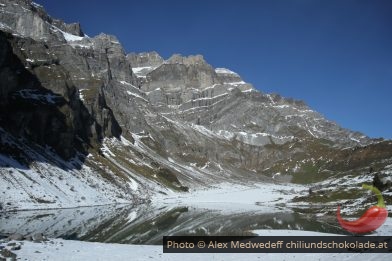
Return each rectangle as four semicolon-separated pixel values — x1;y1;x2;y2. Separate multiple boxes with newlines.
0;204;347;244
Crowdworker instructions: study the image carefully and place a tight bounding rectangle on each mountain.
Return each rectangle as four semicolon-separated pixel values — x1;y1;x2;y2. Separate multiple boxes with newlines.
1;0;392;212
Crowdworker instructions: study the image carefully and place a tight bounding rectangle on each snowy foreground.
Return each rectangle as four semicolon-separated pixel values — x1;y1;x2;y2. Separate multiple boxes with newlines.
10;237;390;261
3;183;392;261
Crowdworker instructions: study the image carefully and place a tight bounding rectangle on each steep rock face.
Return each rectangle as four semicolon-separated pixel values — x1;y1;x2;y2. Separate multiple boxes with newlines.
142;54;221;92
0;2;124;157
215;67;245;84
0;0;83;42
125;52;385;182
126;51;164;81
52;20;83;36
127;51;164;68
0;30;122;159
166;54;207;65
90;34;134;83
137;52;363;148
0;31;84;159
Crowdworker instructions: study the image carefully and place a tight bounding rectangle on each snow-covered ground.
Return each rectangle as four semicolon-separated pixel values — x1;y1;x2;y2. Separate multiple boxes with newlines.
6;222;392;261
2;183;391;260
0;183;308;239
155;182;307;212
9;233;391;261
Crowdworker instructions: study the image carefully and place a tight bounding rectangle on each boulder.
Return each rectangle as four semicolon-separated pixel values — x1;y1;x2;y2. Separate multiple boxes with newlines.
7;234;23;241
32;233;45;242
373;172;392;191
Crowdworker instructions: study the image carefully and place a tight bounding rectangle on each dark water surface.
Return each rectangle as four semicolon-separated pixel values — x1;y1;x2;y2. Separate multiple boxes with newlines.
0;203;345;244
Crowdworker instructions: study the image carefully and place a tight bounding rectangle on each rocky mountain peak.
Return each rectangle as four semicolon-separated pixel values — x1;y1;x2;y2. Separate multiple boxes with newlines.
127;51;164;68
92;33;124;53
52;20;84;37
166;54;208;66
0;0;85;42
141;53;220;92
94;33;119;43
214;67;244;85
215;67;240;77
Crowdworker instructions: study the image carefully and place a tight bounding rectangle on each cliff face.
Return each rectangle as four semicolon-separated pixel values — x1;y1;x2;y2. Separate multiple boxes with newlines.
0;0;129;156
0;30;122;157
0;0;391;211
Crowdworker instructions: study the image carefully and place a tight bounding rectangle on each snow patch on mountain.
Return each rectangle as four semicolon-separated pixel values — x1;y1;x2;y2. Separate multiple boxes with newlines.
215;68;240;76
0;129;142;212
126;91;148;102
131;66;158;77
61;31;84;42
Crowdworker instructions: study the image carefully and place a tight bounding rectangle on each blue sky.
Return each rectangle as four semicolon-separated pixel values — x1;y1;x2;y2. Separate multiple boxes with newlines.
36;0;392;139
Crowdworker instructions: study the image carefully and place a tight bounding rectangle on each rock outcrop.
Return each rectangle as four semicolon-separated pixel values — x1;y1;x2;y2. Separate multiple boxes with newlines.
127;51;164;68
142;54;221;92
0;0;125;158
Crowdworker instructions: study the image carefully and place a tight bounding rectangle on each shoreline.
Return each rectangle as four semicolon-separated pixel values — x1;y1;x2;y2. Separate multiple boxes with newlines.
2;235;391;261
